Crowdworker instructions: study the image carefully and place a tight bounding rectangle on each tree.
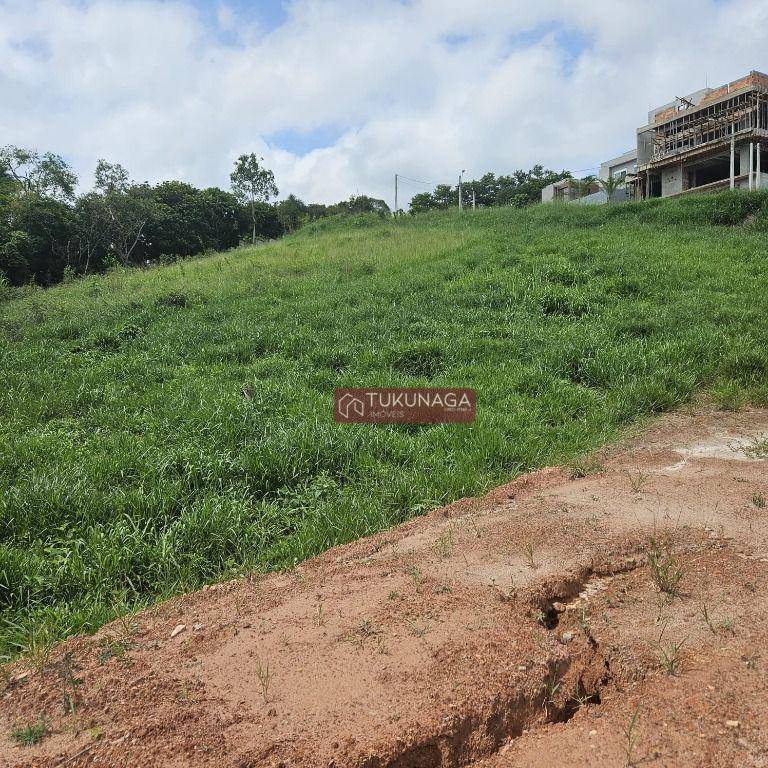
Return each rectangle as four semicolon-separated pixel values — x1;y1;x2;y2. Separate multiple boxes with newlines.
497;168;570;207
0;145;77;201
248;202;283;240
432;184;455;209
470;173;499;207
408;192;435;214
72;193;110;274
0;231;33;285
0;165;14;197
1;144;289;287
345;195;390;216
332;195;390;217
94;159;130;194
276;194;307;233
92;161;153;267
598;174;625;203
196;188;243;251
6;195;75;284
577;175;598;199
110;185;155;267
143;180;203;259
230;154;278;244
0;147;77;284
407;167;571;214
306;203;330;221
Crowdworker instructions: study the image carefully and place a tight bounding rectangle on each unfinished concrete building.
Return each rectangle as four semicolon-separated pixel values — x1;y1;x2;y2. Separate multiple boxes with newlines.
636;71;768;198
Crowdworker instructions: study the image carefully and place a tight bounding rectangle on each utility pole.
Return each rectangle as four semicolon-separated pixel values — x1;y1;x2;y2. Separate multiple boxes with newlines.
394;174;398;216
472;190;476;210
458;169;466;211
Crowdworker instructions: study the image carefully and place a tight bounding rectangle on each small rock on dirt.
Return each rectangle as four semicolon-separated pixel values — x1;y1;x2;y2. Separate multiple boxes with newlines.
560;631;574;643
725;720;740;729
170;623;186;638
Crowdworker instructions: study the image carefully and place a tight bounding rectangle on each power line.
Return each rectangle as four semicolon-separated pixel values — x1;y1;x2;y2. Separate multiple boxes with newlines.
394;173;438;214
397;174;433;186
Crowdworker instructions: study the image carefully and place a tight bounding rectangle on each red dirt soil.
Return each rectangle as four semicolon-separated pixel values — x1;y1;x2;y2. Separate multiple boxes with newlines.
2;405;768;767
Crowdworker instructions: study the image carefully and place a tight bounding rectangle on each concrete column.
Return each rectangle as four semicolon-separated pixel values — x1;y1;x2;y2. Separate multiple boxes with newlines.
758;143;762;190
730;137;735;189
749;142;754;191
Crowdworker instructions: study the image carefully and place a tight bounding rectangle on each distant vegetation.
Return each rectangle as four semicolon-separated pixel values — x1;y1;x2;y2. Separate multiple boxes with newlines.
2;190;767;656
0;144;579;290
407;165;571;213
0;145;577;290
0;146;389;287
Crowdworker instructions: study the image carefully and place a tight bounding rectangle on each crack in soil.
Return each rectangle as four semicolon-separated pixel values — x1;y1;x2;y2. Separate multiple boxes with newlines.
355;645;615;768
528;556;644;631
353;564;640;768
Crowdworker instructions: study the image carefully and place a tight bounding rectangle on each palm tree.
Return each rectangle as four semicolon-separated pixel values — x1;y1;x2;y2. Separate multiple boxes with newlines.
598;174;625;203
577;175;598;198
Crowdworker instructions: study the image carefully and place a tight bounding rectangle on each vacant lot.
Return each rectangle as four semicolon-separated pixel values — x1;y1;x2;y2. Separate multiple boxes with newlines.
1;192;768;656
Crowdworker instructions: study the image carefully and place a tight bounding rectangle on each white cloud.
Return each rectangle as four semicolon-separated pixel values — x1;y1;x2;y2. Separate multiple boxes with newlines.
1;0;767;205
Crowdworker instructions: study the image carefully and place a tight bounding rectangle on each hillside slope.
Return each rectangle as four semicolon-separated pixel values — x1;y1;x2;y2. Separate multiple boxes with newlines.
1;193;768;656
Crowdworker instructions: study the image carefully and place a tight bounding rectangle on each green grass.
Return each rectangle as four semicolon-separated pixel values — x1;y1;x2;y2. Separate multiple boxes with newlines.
11;719;47;746
2;191;768;657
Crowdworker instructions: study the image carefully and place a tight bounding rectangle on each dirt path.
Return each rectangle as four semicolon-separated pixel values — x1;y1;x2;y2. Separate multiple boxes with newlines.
3;406;768;767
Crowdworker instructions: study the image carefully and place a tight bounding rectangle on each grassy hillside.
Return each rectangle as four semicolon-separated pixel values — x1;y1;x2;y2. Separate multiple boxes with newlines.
2;192;768;657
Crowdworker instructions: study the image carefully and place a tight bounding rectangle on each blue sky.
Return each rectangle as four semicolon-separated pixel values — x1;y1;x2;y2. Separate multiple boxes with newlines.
1;0;766;205
268;124;347;155
191;0;288;36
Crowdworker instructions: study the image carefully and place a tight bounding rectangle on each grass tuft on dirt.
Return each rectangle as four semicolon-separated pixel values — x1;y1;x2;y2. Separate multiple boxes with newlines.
1;190;768;656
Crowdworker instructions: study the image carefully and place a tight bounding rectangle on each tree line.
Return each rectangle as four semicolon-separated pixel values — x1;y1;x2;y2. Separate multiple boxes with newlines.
1;145;580;288
406;166;571;213
0;147;390;287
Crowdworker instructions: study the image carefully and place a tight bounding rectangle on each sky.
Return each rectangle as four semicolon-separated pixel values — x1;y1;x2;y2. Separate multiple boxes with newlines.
2;0;768;207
